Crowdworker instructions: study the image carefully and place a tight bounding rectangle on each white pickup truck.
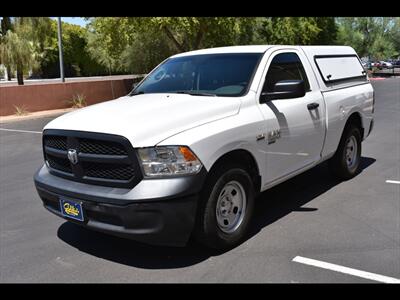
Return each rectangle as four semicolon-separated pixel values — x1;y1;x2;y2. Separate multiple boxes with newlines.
34;45;374;249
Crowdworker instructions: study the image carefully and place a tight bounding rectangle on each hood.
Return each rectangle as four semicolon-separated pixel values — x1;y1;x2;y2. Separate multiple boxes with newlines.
44;93;241;146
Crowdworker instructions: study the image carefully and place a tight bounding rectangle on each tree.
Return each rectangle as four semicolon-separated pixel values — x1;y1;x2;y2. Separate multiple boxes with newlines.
255;17;337;45
0;17;54;84
370;35;398;60
21;18;109;78
0;21;37;85
1;17;13;80
86;17;257;74
336;17;399;60
143;17;256;52
314;17;338;45
1;17;106;83
86;17;136;73
119;29;175;74
387;18;400;59
60;22;108;77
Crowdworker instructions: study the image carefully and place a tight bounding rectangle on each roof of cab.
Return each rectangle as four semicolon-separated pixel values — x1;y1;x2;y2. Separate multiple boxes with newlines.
300;45;357;56
171;45;272;57
171;45;357;58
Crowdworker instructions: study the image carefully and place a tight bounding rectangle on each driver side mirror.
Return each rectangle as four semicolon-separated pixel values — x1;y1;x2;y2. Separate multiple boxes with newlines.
260;80;306;103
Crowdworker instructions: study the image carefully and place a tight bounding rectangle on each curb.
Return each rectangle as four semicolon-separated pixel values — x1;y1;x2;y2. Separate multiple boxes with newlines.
369;77;386;81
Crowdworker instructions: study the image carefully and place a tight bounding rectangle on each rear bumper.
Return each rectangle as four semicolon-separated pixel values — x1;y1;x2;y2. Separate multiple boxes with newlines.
34;165;207;247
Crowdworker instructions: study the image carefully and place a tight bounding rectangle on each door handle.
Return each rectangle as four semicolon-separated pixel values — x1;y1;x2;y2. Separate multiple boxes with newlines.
307;102;319;110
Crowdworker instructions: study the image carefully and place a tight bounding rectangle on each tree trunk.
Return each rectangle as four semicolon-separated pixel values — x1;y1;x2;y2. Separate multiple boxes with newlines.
162;25;185;52
194;23;205;50
1;17;12;33
16;63;24;85
6;66;12;81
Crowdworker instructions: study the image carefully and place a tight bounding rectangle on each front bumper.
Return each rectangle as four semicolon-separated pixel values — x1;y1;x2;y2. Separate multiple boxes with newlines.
34;165;207;247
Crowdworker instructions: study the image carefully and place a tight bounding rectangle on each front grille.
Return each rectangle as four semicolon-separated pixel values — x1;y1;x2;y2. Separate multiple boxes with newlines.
42;130;142;188
83;162;135;180
79;139;127;155
46;154;72;174
44;136;67;151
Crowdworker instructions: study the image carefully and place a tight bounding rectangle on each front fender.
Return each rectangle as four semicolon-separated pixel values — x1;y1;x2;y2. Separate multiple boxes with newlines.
157;107;267;185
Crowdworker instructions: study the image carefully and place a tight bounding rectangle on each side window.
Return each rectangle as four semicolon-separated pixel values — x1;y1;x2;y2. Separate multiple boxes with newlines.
314;55;367;84
263;52;310;93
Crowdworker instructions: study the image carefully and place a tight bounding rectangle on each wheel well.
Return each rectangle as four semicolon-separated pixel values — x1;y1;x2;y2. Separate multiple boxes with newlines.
346;112;364;138
208;149;261;193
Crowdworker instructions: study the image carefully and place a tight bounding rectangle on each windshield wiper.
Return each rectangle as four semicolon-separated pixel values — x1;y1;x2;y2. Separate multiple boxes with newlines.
174;91;217;97
130;91;145;96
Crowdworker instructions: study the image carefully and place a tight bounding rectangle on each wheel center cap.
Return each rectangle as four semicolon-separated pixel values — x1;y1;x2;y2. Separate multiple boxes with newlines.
220;197;233;215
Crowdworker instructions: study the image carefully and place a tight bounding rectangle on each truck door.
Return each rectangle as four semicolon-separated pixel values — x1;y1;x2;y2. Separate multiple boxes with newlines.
257;50;326;185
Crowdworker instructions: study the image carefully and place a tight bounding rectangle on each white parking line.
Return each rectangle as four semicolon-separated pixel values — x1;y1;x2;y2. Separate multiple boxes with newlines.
385;180;400;185
293;256;400;283
0;128;42;134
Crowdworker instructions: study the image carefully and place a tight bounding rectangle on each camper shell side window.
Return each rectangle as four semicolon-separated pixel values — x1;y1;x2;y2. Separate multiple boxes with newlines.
314;54;367;85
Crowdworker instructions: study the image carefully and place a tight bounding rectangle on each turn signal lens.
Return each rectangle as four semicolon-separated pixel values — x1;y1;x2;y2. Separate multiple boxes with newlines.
179;146;197;161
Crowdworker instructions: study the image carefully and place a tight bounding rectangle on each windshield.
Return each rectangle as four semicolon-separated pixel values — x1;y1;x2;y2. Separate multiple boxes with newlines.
131;53;262;97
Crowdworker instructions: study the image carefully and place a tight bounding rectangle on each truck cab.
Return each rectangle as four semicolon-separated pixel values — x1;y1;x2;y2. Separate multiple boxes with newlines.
34;45;374;249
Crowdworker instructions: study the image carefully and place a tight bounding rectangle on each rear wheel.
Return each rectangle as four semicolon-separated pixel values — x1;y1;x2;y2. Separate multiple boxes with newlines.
194;164;255;250
329;125;362;180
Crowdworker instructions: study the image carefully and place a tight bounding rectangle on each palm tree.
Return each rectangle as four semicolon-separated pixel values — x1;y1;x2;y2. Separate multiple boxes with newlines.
1;16;13;80
0;17;52;85
0;29;35;85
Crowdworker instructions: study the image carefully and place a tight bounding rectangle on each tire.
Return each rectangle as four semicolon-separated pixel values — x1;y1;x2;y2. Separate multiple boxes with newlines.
194;164;255;250
329;124;362;180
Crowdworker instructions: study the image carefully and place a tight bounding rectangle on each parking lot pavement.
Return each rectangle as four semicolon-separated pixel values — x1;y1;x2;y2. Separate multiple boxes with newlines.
0;78;399;283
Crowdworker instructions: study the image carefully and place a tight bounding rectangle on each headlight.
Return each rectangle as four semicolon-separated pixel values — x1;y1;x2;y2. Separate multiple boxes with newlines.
137;146;202;177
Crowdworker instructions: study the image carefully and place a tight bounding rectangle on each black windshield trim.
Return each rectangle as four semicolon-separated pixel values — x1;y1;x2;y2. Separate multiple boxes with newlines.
174;91;217;97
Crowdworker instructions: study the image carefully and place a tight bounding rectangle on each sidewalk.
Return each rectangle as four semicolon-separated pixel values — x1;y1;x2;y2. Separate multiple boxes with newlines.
0;108;75;124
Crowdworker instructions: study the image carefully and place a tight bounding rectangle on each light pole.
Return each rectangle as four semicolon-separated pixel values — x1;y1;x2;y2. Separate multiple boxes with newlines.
57;17;65;82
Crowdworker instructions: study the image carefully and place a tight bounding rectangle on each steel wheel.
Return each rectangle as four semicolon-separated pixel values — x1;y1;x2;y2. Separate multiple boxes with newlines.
194;165;255;249
345;135;358;170
215;180;247;234
329;124;362;180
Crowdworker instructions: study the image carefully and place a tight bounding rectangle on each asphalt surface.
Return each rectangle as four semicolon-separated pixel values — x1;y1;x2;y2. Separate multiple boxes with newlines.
0;78;399;283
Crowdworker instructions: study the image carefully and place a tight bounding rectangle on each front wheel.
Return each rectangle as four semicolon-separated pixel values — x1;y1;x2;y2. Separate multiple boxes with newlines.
194;165;255;250
329;125;362;180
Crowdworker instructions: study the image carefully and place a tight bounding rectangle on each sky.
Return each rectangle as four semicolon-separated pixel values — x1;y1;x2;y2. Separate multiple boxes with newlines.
50;17;88;27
